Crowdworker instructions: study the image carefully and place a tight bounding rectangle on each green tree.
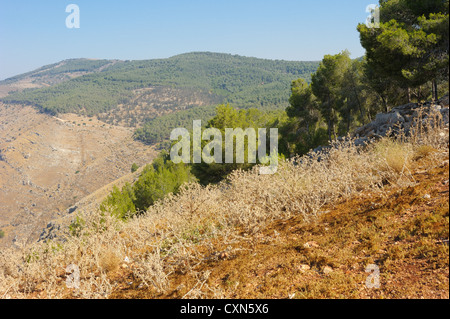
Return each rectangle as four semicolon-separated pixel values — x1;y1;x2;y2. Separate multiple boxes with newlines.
133;161;190;211
357;0;449;102
280;79;326;155
100;152;194;219
100;183;136;220
311;51;352;141
287;79;320;139
192;104;279;185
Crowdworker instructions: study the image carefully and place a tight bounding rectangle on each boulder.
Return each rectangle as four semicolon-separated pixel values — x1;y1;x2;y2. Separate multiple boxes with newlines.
375;111;404;126
440;108;449;123
376;124;393;136
351;95;449;141
67;205;78;214
38;221;65;243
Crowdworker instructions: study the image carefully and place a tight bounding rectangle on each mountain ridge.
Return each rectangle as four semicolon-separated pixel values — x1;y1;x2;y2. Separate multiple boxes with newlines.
0;52;320;118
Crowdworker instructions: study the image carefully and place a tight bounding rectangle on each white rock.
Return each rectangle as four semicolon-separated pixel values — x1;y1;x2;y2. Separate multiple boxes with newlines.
298;264;311;271
323;266;333;274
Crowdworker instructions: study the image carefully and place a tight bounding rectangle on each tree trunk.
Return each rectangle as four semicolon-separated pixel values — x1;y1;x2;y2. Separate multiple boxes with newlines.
347;115;351;134
432;79;438;102
352;87;365;123
306;122;311;146
381;95;389;113
327;117;332;142
332;121;336;140
331;108;337;141
327;96;332;142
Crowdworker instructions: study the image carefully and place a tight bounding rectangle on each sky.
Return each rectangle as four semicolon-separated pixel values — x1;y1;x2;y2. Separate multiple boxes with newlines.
0;0;376;80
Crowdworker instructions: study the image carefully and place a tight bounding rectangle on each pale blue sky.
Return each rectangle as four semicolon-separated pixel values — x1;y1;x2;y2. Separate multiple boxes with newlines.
0;0;376;80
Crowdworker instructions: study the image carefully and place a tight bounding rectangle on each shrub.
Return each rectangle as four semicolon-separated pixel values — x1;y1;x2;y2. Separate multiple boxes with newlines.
372;138;413;175
98;248;122;273
131;163;139;173
413;145;438;161
100;153;195;220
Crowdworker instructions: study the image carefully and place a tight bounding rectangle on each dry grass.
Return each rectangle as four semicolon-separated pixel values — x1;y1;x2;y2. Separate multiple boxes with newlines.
373;138;413;175
99;248;122;274
0;107;448;299
413;145;438;161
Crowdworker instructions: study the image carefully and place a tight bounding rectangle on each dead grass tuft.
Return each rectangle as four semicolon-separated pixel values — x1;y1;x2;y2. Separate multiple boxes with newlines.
98;248;122;274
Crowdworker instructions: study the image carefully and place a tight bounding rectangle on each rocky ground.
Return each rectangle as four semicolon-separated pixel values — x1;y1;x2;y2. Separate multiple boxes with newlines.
353;94;449;142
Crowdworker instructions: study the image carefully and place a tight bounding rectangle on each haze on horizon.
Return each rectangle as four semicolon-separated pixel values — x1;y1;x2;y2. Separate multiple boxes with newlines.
0;0;373;80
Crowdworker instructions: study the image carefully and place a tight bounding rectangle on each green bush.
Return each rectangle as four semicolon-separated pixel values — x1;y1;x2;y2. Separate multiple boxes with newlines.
131;163;139;173
100;152;195;220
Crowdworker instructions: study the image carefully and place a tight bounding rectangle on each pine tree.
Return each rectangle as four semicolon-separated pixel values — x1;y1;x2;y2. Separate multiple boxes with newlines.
357;0;449;102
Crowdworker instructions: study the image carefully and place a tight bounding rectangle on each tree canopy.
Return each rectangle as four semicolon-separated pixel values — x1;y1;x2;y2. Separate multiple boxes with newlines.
358;0;449;102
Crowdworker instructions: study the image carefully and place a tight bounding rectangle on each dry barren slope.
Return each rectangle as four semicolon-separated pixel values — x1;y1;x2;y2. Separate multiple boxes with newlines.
111;159;449;299
0;102;157;247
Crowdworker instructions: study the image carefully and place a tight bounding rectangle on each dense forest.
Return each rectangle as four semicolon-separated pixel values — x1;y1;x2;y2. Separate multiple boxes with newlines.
133;104;219;149
0;52;319;116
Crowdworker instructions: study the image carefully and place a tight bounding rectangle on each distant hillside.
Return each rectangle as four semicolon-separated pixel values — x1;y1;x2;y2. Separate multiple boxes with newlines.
0;52;319;118
0;59;118;98
1;59;115;85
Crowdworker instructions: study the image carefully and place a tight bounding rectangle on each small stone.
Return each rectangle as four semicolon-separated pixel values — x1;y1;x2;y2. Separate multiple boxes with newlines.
323;266;333;274
303;241;319;249
298;264;311;272
219;252;229;260
423;194;431;199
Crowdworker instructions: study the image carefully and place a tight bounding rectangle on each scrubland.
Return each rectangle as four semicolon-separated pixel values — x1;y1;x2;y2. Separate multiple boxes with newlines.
0;108;448;299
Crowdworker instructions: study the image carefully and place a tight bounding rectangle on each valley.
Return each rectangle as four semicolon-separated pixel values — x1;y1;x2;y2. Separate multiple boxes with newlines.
0;102;157;247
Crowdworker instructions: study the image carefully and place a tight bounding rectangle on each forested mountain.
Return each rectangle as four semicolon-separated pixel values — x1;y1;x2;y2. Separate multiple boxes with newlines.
0;52;319;117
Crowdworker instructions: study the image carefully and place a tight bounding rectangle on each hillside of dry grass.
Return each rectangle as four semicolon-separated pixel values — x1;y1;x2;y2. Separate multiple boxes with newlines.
0;104;448;299
111;158;448;299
